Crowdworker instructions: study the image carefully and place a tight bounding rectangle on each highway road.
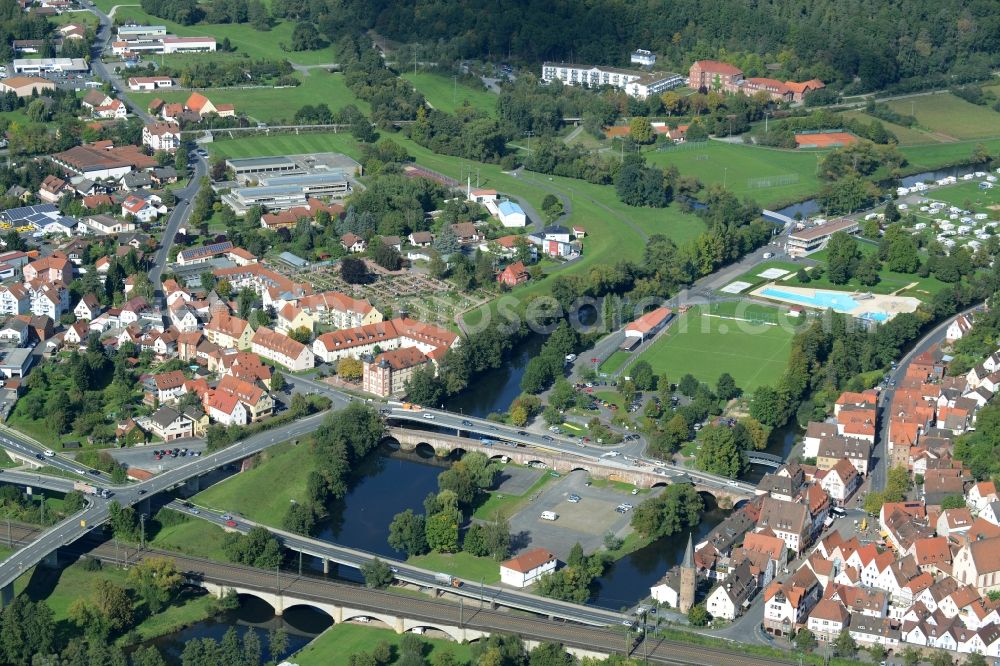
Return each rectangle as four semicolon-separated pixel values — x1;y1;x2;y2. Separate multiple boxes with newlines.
0;521;791;666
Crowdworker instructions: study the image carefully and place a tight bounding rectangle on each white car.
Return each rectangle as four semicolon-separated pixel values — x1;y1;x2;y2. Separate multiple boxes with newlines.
422;413;435;420
43;450;55;457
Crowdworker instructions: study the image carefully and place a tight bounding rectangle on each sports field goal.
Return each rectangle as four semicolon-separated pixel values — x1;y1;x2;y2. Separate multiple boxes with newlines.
747;173;800;189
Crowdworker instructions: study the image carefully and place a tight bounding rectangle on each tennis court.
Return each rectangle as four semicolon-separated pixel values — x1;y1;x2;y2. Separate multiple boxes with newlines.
795;132;858;149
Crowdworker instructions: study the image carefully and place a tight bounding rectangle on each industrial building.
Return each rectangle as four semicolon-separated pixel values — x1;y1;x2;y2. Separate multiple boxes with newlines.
222;172;351;215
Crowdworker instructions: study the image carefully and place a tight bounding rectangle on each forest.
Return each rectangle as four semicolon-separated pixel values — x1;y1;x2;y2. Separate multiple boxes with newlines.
325;0;999;92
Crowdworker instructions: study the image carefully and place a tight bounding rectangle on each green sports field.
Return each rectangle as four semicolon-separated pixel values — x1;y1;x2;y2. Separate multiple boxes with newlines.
886;94;1000;141
128;69;366;123
645;141;824;208
634;304;798;392
402;72;498;116
207;132;363;160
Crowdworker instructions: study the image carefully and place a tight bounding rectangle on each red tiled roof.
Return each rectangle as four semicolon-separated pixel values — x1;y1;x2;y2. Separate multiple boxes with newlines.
501;547;555;573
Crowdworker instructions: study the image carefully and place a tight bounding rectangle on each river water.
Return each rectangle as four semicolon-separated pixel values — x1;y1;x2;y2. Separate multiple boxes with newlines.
776;163;987;220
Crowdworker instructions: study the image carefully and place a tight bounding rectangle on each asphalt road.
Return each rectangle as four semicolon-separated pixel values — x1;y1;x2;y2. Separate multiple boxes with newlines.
869;300;985;492
149;154;208;295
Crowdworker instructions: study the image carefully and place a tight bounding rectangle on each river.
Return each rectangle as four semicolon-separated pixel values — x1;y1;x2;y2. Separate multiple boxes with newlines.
776;162;987;220
140;595;331;663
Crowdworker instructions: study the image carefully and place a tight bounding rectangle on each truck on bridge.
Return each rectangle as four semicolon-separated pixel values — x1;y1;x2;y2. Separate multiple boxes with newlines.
435;572;462;588
73;482;111;498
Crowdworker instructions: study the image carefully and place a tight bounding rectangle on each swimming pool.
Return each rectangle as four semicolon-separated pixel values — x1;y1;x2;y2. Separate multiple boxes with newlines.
758;287;892;322
759;287;861;312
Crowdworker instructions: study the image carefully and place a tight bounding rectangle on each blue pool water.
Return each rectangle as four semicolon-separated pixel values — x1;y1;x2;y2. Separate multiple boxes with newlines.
760;287;891;322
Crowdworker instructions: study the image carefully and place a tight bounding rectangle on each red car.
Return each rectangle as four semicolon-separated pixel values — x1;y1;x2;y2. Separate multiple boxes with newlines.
225;520;237;528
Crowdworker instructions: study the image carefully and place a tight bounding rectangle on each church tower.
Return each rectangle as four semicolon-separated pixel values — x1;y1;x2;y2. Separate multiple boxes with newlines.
678;532;696;613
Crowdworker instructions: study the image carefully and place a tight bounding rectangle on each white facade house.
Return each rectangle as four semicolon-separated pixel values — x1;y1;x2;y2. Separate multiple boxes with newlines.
0;284;28;316
541;62;683;99
142;122;181;153
631;49;656;66
28;283;68;319
499;548;557;588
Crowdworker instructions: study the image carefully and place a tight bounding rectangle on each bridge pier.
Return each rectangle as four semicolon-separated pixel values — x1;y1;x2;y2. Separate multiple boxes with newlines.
322;558;329;575
0;582;11;608
184;475;201;493
394;616;404;634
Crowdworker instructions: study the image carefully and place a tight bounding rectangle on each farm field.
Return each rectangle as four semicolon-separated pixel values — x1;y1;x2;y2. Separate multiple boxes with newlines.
401;72;497;116
207;132;363;161
886;94;1000;141
839;110;935;146
634;304;797;393
128;69;367;123
645;141;825;208
111;6;337;65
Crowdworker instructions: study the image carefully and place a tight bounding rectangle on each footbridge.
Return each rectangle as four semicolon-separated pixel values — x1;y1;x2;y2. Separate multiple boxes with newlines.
762;209;796;230
386;427;756;503
746;452;783;469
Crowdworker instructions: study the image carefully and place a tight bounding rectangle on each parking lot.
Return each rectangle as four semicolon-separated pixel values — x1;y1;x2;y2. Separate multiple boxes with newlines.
507;469;658;560
107;441;207;474
492;465;543;496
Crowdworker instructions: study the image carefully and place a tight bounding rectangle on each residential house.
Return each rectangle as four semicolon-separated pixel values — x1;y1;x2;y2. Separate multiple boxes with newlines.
408;231;433;247
362;347;430;397
0;284;28;316
148;406;193;441
340;233;367;253
215;374;272;422
251;326;314;371
499;548;557;588
205;390;248;426
27;282;68;320
204;312;253;350
762;568;821;637
142;122;181;153
705;560;758;620
757;496;812;554
63;320;89;346
498;261;530;287
38;175;67;203
153;370;186;404
817;458;862;506
73;294;102;321
0;318;29;346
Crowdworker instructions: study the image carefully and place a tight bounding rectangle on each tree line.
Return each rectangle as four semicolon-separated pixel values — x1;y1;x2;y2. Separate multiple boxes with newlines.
327;0;1000;94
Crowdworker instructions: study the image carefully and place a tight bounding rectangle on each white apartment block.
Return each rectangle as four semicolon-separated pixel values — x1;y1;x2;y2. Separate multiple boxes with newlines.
541;62;683;99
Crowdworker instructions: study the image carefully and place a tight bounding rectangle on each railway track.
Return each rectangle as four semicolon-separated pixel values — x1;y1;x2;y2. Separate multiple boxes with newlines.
2;523;793;666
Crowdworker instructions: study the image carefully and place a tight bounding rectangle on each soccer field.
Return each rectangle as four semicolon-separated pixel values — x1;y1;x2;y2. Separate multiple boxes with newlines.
634;305;797;392
645;141;823;208
207;132;364;160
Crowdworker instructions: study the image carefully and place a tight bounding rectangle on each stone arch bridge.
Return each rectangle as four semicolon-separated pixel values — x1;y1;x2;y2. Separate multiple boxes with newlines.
385;427;753;504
